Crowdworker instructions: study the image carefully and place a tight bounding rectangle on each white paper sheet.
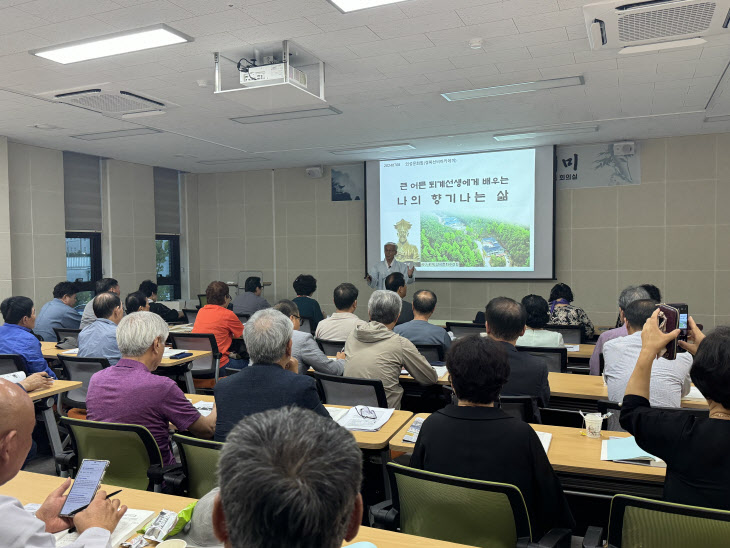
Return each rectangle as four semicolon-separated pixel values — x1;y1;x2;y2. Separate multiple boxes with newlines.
536;431;552;454
337;406;394;432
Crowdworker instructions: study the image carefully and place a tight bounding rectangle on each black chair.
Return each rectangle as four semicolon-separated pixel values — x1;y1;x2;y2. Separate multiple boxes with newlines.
53;328;82;343
313;372;388;408
299;317;315;335
515;346;567;373
539;408;584;428
236;313;250;324
316;339;346;356
182;308;199;324
197;294;207;308
499;395;540;423
599;353;605;375
545;324;583;344
57;355;111;412
0;354;25;375
445;322;484;338
169;333;222;384
415;344;445;363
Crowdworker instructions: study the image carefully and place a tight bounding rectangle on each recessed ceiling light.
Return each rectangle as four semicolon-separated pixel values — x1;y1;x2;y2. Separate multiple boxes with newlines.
230;106;342;124
704;114;730;123
71;128;162;140
330;143;414;155
326;0;406;13
493;125;598;141
31;24;192;64
442;76;584;101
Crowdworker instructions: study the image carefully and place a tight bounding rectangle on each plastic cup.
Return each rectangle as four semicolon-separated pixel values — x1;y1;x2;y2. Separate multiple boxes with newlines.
584;413;603;439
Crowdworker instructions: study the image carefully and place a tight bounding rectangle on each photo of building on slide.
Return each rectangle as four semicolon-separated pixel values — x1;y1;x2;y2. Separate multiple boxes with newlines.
420;212;531;268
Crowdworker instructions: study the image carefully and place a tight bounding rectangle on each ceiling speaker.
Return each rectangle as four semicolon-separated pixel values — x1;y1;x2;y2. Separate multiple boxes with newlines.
613;142;635;156
305;165;324;178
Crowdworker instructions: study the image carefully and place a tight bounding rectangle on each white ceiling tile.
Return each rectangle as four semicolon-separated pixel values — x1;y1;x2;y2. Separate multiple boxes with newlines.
424;63;499;82
399;0;500;18
528;37;589;58
699;44;730;59
656;47;702;63
426;18;517;46
618;68;659;85
29;16;120;43
656;61;698;76
320;52;409;73
465;68;543;87
403;78;473;95
481;27;568;51
616;54;657;69
93;1;193;30
348;34;434;57
306;4;406;32
16;0;120;23
324;69;386;86
380;58;455;76
450;47;531;67
310;46;360;63
229;18;325;44
496;52;574;73
402;44;481;63
572;49;621;63
513;7;583;33
558;0;591;9
0;6;49;34
538;58;617;78
168;0;239;16
693;57;728;78
457;0;558;25
157;52;213;72
241;0;336;25
295;26;381;50
170;10;261;36
0;31;49;55
369;10;463;40
581;69;618;87
565;23;587;40
0;51;53;72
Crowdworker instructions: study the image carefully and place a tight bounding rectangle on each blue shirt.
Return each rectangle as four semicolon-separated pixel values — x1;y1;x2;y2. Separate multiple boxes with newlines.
34;298;82;343
394;320;452;353
0;323;56;378
78;318;121;365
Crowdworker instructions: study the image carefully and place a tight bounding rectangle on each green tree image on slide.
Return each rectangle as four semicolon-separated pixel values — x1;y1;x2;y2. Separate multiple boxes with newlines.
420;215;482;267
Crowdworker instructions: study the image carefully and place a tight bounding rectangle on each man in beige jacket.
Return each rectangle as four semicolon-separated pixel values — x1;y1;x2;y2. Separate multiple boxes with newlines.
343;290;438;408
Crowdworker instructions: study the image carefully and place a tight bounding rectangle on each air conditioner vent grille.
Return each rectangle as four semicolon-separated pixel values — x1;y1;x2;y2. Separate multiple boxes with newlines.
58;91;162;113
618;2;716;42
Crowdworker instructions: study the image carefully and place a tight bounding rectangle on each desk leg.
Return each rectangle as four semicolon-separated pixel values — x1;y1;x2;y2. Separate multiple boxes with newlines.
37;398;67;477
184;371;195;394
379;449;391;500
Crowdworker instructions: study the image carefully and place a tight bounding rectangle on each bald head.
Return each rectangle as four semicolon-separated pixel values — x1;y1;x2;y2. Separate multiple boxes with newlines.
0;380;36;486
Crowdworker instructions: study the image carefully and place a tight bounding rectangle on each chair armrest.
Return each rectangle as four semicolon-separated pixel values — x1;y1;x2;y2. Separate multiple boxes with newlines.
147;463;182;484
162;468;187;495
582;526;604;548
54;451;77;472
369;500;399;530
529;528;573;548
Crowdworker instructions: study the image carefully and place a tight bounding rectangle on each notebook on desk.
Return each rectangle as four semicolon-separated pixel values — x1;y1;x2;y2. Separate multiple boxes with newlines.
600;436;666;467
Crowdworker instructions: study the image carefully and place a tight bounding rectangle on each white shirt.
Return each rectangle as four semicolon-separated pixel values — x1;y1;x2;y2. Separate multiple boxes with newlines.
367;259;415;290
516;328;564;348
315;312;367;342
0;495;111;548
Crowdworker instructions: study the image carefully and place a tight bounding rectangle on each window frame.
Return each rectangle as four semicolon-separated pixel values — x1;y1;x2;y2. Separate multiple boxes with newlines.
65;231;102;294
156;234;181;301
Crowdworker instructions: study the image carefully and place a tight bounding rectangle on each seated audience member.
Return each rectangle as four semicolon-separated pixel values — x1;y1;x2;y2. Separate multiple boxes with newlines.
315;282;366;342
34;281;82;342
516;295;564;348
604;299;691;408
385;272;414;326
411;335;574;538
394;290;451;355
193;281;245;373
273;300;344;376
547;282;595;339
620;312;730;510
232;276;270;317
138;280;183;321
212;407;362;548
485;297;550;407
214;309;329;442
80;278;120;329
78;293;123;366
125;291;149;314
590;285;651;375
0;297;56;378
614;283;662;328
292;274;325;330
87;312;216;465
344;290;437;409
0;380;127;548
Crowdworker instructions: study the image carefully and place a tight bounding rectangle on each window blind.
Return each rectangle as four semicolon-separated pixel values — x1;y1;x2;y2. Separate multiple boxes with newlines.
154;167;181;234
63;152;102;231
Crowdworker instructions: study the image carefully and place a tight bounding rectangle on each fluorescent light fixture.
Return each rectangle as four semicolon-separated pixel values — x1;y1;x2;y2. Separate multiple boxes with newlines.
330;143;415;155
31;24;191;64
704;114;730;122
231;106;342;125
619;38;706;55
493;126;598;142
326;0;406;13
71;128;162;140
442;76;584;102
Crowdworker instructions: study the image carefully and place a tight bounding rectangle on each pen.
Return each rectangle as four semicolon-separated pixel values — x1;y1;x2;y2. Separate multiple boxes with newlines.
66;489;123;533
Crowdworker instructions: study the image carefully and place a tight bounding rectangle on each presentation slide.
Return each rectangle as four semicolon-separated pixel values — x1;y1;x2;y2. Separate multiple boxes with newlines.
365;147;555;280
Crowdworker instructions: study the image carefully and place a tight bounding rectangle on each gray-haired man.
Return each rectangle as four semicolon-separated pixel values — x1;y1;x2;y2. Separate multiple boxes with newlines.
366;242;416;290
213;308;329;442
212;406;362;548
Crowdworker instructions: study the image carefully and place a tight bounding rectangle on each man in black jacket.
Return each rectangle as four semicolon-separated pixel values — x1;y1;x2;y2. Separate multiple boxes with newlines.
138;280;184;323
485;297;550;407
214;308;329;442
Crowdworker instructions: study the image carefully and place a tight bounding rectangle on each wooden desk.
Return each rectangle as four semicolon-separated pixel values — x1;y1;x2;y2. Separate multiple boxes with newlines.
41;341;212;368
569;344;595;360
28;379;82;401
4;472;475;548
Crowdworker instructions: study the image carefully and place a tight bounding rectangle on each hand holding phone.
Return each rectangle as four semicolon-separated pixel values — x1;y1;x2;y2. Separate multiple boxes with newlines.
59;459;109;517
72;490;128;535
654;304;682;360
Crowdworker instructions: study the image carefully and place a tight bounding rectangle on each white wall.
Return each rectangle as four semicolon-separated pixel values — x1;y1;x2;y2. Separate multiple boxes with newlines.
0;138;12;302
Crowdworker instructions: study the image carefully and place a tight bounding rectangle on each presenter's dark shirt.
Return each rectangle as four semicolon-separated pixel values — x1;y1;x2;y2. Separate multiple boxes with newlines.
621;394;730;510
411;404;574;538
499;341;550;407
292;296;325;330
213;362;329;442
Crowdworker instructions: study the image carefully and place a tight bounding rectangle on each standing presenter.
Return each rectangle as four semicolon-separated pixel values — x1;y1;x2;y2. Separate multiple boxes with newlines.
366;242;416;290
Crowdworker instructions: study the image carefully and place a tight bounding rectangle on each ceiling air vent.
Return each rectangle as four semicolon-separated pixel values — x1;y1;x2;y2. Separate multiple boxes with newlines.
38;85;175;117
584;0;730;52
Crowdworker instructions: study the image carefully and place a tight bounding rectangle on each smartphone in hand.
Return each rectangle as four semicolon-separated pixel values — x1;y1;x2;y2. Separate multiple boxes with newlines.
656;304;680;360
59;459;109;517
668;303;689;352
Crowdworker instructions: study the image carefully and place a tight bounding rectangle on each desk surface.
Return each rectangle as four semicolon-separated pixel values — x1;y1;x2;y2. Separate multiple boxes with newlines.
569;344;595;359
41;341;212;368
548;372;708;409
389;415;666;483
4;472;475;548
186;394;412;450
28;379;82;401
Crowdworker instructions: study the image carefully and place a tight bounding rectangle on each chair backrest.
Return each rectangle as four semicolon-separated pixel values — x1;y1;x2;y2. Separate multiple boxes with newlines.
0;354;25;376
58;356;111;410
599;352;606;375
197;294;208;307
316;339;346;356
539;407;584;428
415;344;444;364
499;395;540;423
606;494;730;548
313;372;388;408
236;313;250;324
515;346;567;373
53;327;82;343
172;434;224;498
445;322;484;338
387;463;532;547
183;308;199;324
60;417;163;491
169;333;220;378
545;324;582;344
299;317;314;335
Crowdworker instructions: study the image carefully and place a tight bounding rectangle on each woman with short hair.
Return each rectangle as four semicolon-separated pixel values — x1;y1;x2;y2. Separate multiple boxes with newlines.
547;283;595;339
516;294;565;348
292;274;325;331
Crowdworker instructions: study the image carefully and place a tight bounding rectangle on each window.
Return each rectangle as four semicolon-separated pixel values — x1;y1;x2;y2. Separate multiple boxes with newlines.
66;232;102;308
156;235;181;301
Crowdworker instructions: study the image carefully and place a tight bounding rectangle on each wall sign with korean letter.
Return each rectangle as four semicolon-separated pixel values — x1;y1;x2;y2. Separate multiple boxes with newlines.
556;143;640;189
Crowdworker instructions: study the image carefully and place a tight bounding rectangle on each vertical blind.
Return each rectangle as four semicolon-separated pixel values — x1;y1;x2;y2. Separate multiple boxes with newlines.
63;152;102;232
154;167;181;234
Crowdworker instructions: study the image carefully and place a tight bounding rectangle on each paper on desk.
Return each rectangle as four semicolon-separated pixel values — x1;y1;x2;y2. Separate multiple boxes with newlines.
602;436;662;465
0;371;26;383
326;407;348;423
193;401;213;417
337;406;394;432
683;386;705;400
536;431;552;454
564;344;580;352
61;349;79;355
401;366;447;378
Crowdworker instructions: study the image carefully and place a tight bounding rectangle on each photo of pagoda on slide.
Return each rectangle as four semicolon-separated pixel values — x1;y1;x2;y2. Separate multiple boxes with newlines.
420;212;531;268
